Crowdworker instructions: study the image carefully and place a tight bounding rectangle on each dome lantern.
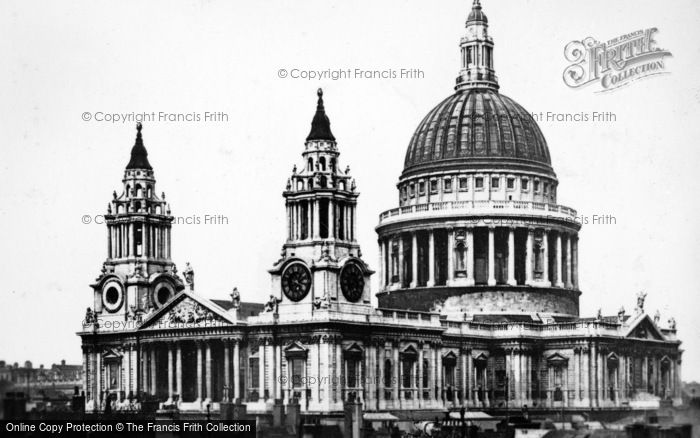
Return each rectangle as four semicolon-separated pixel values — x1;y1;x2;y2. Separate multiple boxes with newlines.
456;0;498;91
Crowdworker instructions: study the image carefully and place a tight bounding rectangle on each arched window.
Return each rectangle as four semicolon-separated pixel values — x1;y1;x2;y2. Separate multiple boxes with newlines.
319;157;326;171
135;184;143;197
330;158;336;172
297;180;304;191
319;175;327;188
308;178;314;189
125;184;131;197
307;158;314;171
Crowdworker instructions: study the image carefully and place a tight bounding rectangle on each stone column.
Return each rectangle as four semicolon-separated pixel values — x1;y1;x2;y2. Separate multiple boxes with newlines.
573;237;579;288
446;229;454;285
107;227;113;259
507;227;516;285
466;229;475;285
574;349;580;403
313;200;320;239
590;343;597;407
166;343;174;402
223;340;230;402
378;239;385;290
392;345;400;405
468;353;474;406
336;342;343;403
328;199;335;239
436;348;443;404
176;344;182;402
410;233;418;288
259;343;265;401
418;347;424;408
398;236;404;287
378;347;385;407
233;341;241;401
150;346;157;396
566;235;573;289
487;227;496;286
205;342;212;402
542;230;550;285
428;230;436;287
275;343;282;400
123;345;131;400
582;347;590;406
95;350;102;407
307;201;313;240
196;341;203;403
461;350;468;405
366;344;375;409
597;349;604;406
555;233;564;287
140;345;147;396
428;348;435;405
526;228;533;284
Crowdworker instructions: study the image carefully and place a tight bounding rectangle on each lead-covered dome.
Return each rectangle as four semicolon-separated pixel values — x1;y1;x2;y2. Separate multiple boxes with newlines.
402;88;554;179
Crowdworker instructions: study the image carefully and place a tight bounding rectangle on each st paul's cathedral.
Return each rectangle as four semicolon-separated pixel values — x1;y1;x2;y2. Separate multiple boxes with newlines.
79;0;683;425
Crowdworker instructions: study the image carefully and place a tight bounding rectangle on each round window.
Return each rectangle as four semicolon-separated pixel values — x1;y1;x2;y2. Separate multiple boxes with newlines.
157;287;172;306
102;282;123;313
105;287;119;305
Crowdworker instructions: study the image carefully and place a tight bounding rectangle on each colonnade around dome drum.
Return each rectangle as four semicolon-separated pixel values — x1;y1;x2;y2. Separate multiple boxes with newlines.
377;222;579;293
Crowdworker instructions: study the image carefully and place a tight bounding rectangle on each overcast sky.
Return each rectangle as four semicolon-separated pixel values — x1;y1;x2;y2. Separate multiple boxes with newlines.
1;0;699;380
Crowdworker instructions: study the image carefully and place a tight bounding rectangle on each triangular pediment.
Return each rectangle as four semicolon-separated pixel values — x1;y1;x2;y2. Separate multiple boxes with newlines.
284;342;308;359
343;343;364;359
102;348;121;361
474;353;488;362
624;314;665;340
547;353;568;365
139;290;235;330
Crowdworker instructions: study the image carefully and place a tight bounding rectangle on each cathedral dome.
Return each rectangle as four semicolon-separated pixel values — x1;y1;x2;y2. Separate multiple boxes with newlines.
402;88;554;179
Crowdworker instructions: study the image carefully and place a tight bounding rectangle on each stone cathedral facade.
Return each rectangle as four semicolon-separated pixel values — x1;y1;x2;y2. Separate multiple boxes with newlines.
79;0;682;422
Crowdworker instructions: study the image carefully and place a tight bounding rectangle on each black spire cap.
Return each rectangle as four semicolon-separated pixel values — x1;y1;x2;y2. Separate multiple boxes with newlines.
126;122;153;170
306;88;335;141
467;0;488;23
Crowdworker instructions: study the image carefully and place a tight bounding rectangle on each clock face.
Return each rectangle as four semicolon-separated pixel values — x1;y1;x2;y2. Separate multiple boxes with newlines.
340;263;365;303
281;263;312;302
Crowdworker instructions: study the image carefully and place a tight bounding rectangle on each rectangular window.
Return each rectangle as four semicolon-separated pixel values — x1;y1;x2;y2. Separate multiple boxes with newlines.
491;177;499;189
409;184;415;197
249;358;259;389
459;177;469;191
444;178;453;192
430;180;438;193
475;177;484;189
291;358;304;388
544;183;549;194
534;180;540;193
402;361;413;388
418;181;426;195
507;178;515;189
521;178;529;191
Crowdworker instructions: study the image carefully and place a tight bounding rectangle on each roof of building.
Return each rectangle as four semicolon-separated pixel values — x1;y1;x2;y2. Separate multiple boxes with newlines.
402;88;554;179
306;88;335;142
210;300;265;318
125;122;153;170
467;0;487;23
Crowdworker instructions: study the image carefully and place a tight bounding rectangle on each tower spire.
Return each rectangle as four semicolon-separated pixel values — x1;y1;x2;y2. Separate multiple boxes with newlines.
126;122;153;170
306;88;335;141
455;0;498;91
